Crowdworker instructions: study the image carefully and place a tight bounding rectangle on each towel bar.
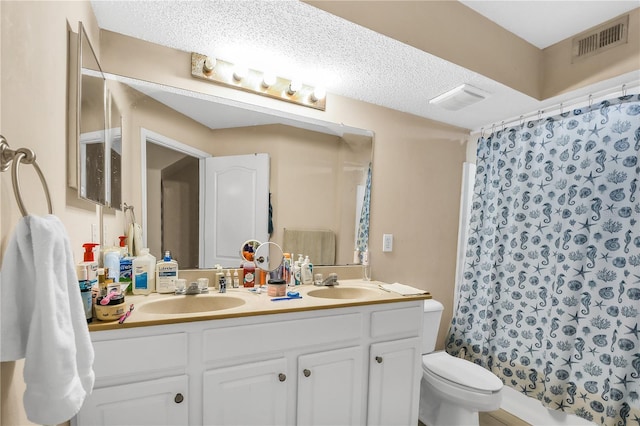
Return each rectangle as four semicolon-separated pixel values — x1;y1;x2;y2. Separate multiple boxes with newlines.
0;135;53;216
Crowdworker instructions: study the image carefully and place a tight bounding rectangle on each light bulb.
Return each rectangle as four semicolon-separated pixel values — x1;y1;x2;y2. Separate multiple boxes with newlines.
203;57;216;73
233;65;248;82
287;80;302;95
262;72;276;88
311;87;326;102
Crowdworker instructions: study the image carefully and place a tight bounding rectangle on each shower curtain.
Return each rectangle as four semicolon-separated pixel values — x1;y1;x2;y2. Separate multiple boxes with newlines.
447;94;640;426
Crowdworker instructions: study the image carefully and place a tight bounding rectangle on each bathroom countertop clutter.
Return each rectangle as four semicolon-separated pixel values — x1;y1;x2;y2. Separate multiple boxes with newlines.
87;279;431;331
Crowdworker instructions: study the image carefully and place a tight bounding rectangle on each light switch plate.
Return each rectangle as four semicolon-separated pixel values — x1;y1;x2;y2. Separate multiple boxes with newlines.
382;234;393;252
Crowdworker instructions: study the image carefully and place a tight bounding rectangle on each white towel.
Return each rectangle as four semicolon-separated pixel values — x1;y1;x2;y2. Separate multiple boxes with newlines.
380;282;429;296
127;222;143;256
0;215;95;424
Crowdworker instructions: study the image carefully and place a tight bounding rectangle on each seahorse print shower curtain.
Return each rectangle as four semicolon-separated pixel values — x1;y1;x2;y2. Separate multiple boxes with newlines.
447;94;640;426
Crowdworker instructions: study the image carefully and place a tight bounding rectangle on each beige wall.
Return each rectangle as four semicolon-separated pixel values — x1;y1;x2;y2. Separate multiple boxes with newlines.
0;2;104;425
2;1;635;423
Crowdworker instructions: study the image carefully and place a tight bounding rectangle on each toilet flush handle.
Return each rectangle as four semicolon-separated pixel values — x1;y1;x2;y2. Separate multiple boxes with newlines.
375;356;383;364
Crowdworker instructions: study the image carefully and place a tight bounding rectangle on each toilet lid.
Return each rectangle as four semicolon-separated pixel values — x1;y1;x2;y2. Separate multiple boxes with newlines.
422;352;503;392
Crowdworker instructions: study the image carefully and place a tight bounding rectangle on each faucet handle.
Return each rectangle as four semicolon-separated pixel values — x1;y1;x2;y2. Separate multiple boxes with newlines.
322;273;339;286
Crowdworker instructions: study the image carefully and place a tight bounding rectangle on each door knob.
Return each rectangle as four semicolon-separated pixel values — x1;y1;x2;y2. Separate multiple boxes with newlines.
278;373;287;382
303;369;311;377
174;393;184;403
375;356;383;364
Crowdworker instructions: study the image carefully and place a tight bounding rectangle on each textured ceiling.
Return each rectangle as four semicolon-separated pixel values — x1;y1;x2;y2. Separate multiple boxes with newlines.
460;1;640;49
91;1;639;132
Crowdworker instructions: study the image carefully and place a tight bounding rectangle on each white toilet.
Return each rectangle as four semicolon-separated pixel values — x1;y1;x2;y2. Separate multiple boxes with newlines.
420;300;503;426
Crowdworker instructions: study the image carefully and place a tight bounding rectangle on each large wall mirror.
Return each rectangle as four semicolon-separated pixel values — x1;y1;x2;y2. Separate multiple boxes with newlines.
106;75;373;268
68;23;122;209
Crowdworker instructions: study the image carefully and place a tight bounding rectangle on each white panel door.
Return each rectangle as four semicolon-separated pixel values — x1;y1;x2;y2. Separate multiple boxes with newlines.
203;358;288;425
367;337;422;426
297;346;364;425
203;153;269;267
76;375;189;426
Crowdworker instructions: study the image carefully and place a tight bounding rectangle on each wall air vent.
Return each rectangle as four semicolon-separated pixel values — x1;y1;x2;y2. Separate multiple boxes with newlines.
572;14;629;62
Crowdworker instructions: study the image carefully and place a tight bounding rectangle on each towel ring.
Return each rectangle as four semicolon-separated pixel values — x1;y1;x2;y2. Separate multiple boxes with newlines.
0;136;52;216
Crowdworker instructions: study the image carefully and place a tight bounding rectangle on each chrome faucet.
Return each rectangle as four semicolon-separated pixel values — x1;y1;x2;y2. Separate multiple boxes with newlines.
176;282;209;295
316;273;339;286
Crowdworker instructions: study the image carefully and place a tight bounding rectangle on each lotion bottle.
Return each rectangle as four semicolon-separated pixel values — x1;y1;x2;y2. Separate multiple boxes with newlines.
133;248;156;294
156;250;179;293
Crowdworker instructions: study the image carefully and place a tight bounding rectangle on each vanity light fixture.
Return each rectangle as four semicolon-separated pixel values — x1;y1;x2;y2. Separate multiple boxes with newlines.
287;80;302;95
311;87;326;103
232;65;248;82
203;57;216;73
262;72;276;88
190;52;326;111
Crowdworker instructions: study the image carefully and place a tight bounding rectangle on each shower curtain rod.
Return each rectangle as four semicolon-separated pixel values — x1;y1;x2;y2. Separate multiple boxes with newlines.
474;79;640;136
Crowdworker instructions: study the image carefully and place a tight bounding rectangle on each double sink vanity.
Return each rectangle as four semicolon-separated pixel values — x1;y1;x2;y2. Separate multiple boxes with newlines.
76;279;430;426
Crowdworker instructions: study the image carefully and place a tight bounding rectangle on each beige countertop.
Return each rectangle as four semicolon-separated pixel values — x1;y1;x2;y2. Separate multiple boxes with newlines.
88;280;431;331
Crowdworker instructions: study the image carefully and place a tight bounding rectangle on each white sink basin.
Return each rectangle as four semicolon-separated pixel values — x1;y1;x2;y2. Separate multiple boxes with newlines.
137;295;245;315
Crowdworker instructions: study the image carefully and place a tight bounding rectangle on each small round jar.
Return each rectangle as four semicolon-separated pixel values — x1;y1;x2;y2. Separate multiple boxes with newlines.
95;294;126;321
267;279;286;297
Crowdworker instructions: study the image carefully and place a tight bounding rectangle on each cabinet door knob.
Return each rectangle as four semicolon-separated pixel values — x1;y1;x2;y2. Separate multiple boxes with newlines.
174;393;184;404
278;373;287;382
303;369;311;377
375;356;383;364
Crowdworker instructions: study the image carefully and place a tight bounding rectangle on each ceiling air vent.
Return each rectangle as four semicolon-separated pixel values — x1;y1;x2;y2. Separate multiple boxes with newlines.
572;14;629;62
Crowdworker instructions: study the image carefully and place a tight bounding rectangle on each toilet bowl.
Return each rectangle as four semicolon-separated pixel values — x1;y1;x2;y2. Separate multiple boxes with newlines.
420;300;503;426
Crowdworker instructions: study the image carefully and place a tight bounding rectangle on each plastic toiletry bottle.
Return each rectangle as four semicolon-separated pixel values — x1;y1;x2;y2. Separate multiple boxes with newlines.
215;264;224;290
293;256;302;286
97;268;107;298
225;270;232;289
301;256;313;285
80;242;99;289
362;250;371;281
77;265;93;323
283;253;292;285
133;248;156;295
118;236;134;293
233;270;240;288
156;250;179;293
104;247;120;283
242;255;255;288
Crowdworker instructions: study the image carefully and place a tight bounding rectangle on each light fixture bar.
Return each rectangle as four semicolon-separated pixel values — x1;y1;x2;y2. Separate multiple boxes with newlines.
190;52;326;111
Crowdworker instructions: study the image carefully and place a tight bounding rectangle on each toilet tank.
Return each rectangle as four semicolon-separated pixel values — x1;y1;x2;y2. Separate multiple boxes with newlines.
422;299;444;354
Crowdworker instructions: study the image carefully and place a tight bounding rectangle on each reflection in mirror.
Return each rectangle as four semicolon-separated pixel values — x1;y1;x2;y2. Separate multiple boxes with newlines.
241;240;261;263
107;89;122;210
110;77;372;267
77;23;106;205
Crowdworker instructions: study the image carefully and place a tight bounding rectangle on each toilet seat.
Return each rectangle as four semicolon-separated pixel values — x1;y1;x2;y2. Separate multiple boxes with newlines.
422;351;502;394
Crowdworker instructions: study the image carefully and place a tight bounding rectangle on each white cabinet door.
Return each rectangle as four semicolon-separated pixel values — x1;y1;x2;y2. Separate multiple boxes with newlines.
297;346;363;426
367;338;422;426
76;375;188;426
202;358;288;426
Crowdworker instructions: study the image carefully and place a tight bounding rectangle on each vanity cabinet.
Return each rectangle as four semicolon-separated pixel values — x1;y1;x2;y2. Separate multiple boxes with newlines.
202;358;289;425
367;338;422;426
297;346;364;425
75;300;423;425
76;375;188;425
